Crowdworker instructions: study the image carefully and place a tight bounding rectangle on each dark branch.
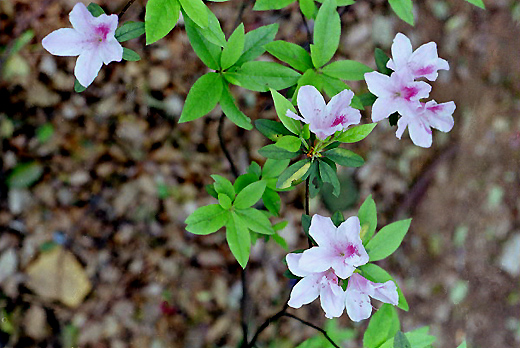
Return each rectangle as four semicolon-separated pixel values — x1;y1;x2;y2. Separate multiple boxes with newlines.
283;313;341;348
218;114;240;179
118;0;138;20
233;0;254;32
299;10;313;47
247;301;289;347
240;269;249;347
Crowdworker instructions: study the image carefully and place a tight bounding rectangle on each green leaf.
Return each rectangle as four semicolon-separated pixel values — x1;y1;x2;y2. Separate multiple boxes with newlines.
311;0;340;68
221;23;245;70
315;0;354;5
464;0;485;9
74;79;86;93
319;160;340;197
179;0;208;28
205;184;218;198
122;47;141;61
322;60;373;81
375;48;392;75
292;70;324;104
366;219;412;261
236;208;274;235
456;341;468;348
324;147;364;167
393;331;411;348
235;23;279;66
262;159;290;178
115;21;145;42
179;73;223;123
87;3;105;17
234;180;267;209
358;263;409;311
335;123;377;143
358;194;377;244
186;204;230;235
255;119;292;141
378;327;435;348
275;135;301;152
262;188;281;216
218;193;232;210
359;92;377;107
226;212;251;268
363;304;400;348
234;173;258;193
253;0;296;10
211;174;236;199
226;61;300;92
191;8;226;47
388;0;414;25
258;144;299;160
272;231;289;250
270;89;301;135
277;159;311;189
299;0;317;19
248;162;262;178
145;0;180;44
184;14;221;69
7;162;43;188
265;41;313;72
220;84;253;130
320;75;364;110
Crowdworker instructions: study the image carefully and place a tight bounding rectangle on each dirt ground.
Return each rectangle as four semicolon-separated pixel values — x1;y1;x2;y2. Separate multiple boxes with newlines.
0;0;519;347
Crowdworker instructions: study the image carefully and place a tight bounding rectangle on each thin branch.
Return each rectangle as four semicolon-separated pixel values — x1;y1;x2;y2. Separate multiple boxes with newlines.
233;0;254;31
240;269;249;347
283;313;341;348
218;114;240;179
118;0;138;20
247;301;289;348
299;10;313;48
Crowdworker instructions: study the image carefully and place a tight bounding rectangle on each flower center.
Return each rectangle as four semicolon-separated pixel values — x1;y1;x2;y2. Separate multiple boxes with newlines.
331;114;346;127
95;24;111;41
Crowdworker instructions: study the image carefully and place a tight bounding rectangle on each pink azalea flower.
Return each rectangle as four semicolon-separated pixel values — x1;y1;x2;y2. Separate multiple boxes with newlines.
298;215;369;279
396;100;456;148
286;85;361;140
42;3;123;87
364;70;431;123
387;33;449;81
286;253;346;318
345;273;398;322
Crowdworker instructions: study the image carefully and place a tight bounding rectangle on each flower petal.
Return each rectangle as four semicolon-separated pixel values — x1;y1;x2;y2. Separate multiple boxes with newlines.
69;2;96;35
371;97;398;122
288;275;320;308
345;288;372;322
410;42;449;81
74;48;103;87
297;85;326;125
364;71;393;98
396;116;409;139
388;33;413;72
286;110;307;123
309;214;337;249
408;117;433;148
320;282;346;318
330;258;356;279
286;253;311;277
371;280;399;305
323;89;362;133
299;247;337;274
99;38;123;64
42;28;86;56
424;100;455;132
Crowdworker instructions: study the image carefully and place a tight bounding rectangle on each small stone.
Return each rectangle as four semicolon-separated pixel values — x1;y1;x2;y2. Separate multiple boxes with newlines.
498;233;520;276
0;248;17;282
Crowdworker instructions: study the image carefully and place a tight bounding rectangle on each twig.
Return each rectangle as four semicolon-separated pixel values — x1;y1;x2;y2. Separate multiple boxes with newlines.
299;10;313;48
283;313;341;348
233;0;254;32
218;114;240;179
240;269;249;347
118;0;138;20
247;301;289;347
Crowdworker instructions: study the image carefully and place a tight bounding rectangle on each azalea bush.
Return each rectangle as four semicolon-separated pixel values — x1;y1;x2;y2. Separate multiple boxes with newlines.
40;0;486;347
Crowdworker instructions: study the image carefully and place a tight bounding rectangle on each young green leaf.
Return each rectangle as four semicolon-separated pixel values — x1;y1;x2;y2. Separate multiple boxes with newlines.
324;147;364;167
122;47;140;61
74;79;86;93
292;70;324;104
331;211;345;227
299;0;317;19
178;0;208;28
7;162;43;188
358;194;377;244
221;23;245;70
262;188;282;215
258;144;299;160
226;212;251;268
236;208;275;235
115;21;145;42
388;0;414;26
365;218;412;261
375;48;392;75
275;135;301;152
335;123;377;143
456;341;467;348
319;160;340;197
255;119;293;141
270;89;301;135
235;23;279;66
320;75;364;110
315;0;354;4
220;84;253;130
193;8;227;47
218;193;232;210
311;0;340;68
212;174;236;199
378;327;435;348
359;92;377;107
234;180;267;209
186;204;230;235
179;73;223;123
358;263;409;311
226;61;300;92
393;331;411;348
322;60;373;81
464;0;485;9
265;41;314;72
363;304;400;348
262;159;291;178
184;14;221;69
87;3;105;17
253;0;295;11
233;174;258;194
145;0;180;45
277;159;311;189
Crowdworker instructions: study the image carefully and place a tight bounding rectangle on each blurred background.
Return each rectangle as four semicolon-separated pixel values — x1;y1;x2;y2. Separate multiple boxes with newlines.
0;0;519;347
